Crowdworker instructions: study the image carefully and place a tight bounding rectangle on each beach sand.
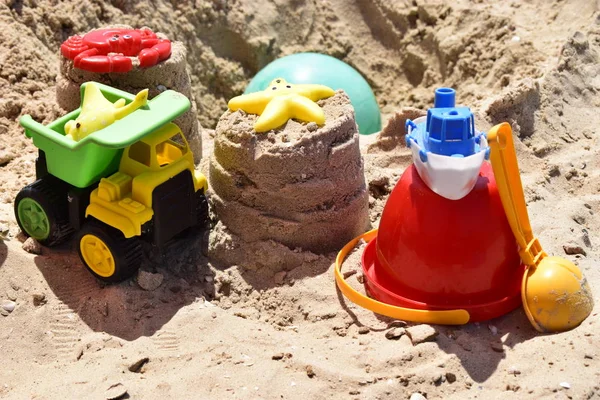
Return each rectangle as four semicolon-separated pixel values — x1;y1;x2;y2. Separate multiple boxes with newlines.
0;1;599;399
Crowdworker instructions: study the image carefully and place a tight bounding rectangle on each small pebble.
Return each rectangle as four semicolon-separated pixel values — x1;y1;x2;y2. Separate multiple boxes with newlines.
385;327;405;340
101;303;109;317
343;269;357;279
73;346;84;361
410;393;427;400
405;325;438;345
6;290;17;302
488;325;498;335
306;122;318;132
105;383;128;400
272;353;284;360
136;271;164;291
128;357;149;373
169;285;182;293
446;372;457;383
506;383;520;392
273;271;287;285
305;365;315;378
0;223;9;240
0;150;15;166
560;382;571;389
490;341;504;353
563;243;586;256
358;326;370;335
1;300;15;313
387;320;407;328
22;237;42;255
507;366;521;375
455;334;473;352
546;164;560;178
582;230;592;247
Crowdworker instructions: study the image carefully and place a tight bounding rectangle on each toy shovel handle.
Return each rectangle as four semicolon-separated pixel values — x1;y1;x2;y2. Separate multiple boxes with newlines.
335;230;470;326
488;123;546;267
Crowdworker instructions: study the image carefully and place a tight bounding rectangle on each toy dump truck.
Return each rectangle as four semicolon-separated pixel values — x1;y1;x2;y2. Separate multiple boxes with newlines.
15;82;208;282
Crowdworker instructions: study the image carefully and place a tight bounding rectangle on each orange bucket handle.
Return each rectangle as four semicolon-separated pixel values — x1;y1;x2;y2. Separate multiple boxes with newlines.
335;229;471;325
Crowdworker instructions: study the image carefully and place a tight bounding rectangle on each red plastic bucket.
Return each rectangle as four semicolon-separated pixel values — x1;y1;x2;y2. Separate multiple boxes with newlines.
362;163;525;322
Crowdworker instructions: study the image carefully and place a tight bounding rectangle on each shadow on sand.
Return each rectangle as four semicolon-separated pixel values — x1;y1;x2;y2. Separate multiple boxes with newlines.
335;283;539;383
34;226;213;341
0;240;7;269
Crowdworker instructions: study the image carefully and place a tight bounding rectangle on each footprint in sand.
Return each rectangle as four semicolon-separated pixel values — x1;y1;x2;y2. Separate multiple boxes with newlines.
48;261;101;361
49;302;80;359
152;330;181;353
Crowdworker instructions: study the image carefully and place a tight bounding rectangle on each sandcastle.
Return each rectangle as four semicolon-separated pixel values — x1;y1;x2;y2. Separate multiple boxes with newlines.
55;26;202;160
209;84;370;270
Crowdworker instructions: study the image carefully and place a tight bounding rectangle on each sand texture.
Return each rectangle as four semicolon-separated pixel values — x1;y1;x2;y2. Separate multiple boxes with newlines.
209;91;369;269
1;1;600;399
56;26;203;161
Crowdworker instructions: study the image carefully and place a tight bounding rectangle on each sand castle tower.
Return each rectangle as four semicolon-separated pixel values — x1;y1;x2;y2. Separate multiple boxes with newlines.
56;26;202;160
209;78;369;270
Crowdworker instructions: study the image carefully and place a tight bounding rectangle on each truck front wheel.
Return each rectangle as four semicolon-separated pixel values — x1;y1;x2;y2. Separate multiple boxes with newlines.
195;190;209;227
77;220;142;283
14;176;73;247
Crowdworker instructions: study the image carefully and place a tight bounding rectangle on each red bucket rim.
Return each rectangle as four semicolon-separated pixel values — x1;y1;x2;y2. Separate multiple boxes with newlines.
361;236;524;322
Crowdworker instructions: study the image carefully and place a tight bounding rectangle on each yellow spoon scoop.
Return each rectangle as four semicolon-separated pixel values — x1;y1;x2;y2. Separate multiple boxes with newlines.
488;123;594;333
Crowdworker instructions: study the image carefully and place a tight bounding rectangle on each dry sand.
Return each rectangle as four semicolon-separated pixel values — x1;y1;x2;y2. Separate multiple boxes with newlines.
1;1;599;399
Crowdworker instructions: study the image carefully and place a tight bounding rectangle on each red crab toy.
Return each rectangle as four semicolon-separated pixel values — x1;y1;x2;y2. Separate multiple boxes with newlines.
61;28;172;73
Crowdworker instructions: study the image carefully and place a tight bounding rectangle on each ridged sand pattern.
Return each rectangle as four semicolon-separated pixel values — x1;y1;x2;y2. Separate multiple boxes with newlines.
209;90;369;259
48;271;98;361
49;302;80;359
152;330;181;353
46;261;101;361
55;25;202;160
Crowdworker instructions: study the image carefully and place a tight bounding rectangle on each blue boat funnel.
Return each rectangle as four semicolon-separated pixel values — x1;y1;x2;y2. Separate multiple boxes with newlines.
433;87;456;108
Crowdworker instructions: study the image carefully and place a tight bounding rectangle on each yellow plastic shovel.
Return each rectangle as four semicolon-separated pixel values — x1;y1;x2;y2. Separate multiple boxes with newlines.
488;123;594;332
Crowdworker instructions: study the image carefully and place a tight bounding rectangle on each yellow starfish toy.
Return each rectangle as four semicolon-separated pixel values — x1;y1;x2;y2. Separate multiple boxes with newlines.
64;82;149;141
228;78;335;132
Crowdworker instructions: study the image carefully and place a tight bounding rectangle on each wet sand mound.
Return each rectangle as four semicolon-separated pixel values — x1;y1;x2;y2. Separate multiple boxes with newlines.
209;91;369;270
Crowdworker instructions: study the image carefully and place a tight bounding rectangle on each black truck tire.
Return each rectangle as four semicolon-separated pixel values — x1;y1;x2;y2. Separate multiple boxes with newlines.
195;190;209;227
14;176;74;247
76;220;142;283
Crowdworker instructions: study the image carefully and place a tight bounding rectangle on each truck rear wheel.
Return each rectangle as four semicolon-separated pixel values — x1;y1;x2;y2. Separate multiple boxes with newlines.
77;220;142;283
14;176;73;247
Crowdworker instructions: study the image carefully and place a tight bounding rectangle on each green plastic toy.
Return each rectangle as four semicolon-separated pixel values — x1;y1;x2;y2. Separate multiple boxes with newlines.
245;53;382;135
20;84;190;188
16;82;209;283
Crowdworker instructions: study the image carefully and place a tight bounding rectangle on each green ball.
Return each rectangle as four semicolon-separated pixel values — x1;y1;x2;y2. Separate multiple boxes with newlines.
245;53;381;135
